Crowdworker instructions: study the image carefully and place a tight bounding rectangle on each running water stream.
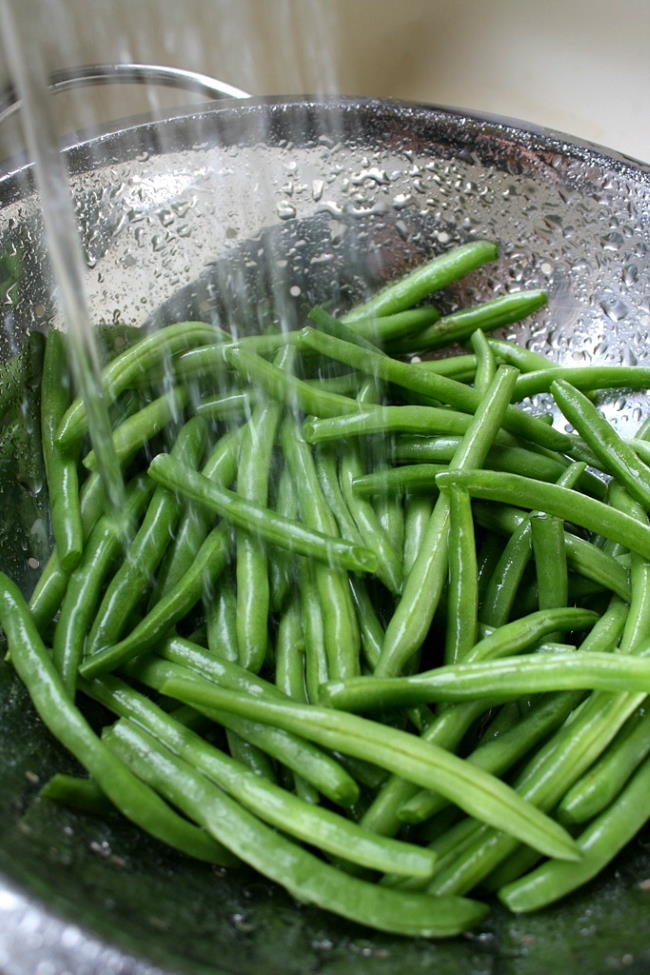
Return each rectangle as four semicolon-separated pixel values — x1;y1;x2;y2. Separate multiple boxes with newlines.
0;3;127;521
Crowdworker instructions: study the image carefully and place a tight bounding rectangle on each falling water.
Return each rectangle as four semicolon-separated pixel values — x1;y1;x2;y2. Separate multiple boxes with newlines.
0;7;124;523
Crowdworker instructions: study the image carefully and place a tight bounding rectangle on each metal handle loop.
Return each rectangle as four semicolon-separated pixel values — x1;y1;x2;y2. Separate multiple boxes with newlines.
0;63;251;126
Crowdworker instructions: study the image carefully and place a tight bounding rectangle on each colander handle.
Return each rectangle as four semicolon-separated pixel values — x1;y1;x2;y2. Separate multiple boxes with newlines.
0;63;250;124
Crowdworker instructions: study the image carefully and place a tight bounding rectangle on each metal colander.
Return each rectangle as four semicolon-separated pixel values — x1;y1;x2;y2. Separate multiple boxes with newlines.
1;79;650;975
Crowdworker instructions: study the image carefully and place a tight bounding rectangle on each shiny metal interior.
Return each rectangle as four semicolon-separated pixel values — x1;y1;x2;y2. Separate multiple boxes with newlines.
1;97;650;974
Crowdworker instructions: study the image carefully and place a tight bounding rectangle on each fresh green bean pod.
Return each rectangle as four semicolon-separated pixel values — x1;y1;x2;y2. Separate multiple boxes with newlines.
56;321;221;448
342;240;498;321
79;525;230;679
377;365;519;677
147;453;378;575
445;485;479;664
158;677;580;861
0;573;234;865
558;700;650;824
280;415;361;679
436;468;650;561
499;754;650;913
104;718;486;937
551;378;650;510
40;329;83;571
83;386;189;471
387;289;548;356
235;399;283;672
87;417;207;655
52;476;153;695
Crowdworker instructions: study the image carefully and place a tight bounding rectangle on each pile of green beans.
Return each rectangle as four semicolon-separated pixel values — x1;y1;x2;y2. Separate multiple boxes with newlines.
3;237;650;937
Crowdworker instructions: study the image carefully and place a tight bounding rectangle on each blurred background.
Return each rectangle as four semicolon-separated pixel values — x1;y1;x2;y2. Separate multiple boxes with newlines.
1;0;649;164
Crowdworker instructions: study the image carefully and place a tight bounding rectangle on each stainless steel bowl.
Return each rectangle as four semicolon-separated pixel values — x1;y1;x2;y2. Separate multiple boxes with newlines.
1;95;650;975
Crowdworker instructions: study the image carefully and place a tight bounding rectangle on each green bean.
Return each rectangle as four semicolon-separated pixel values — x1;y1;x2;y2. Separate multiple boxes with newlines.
435;468;650;560
275;595;307;703
89;674;437;880
104;718;486;937
342;240;499;321
348;577;385;671
299;327;572;452
52;476;153;695
225;729;276;783
224;345;360;418
400;691;584;826
499;754;650;912
128;653;358;807
40;773;110;816
297;557;330;701
314;445;362;544
479;518;531;628
83;386;189;471
472;501;630;601
305;405;475;444
530;510;567;638
155;425;242;599
551;378;650;510
235;399;282;672
28;471;106;632
158;676;579;861
486;337;557;372
409;354;478;379
387;290;548;356
353;463;446;497
470;327;496;395
87;417;207;655
428;678;649;896
267;461;299;614
0;573;234;865
402;495;434;576
56;321;221;448
78;525;230;679
445;485;478;664
206;571;239;661
323;608;598;709
558;705;650;824
349;306;441;345
608;483;650;652
40;330;83;571
324;648;650;709
401;594;627;832
377;365;519;677
146;453;378;575
514;365;650;400
307;305;383;352
280;415;361;679
194;391;254;420
338;442;403;594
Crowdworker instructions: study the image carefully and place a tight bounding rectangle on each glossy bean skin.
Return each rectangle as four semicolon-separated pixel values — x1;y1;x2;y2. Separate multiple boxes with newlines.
235;399;282;672
104;718;486;938
146;453;378;575
40;329;83;571
158;677;580;862
85;674;438;880
499;755;650;913
377;366;519;678
551;378;650;510
56;321;220;448
87;417;207;655
342;240;498;321
436;468;650;561
388;290;547;356
0;573;234;865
